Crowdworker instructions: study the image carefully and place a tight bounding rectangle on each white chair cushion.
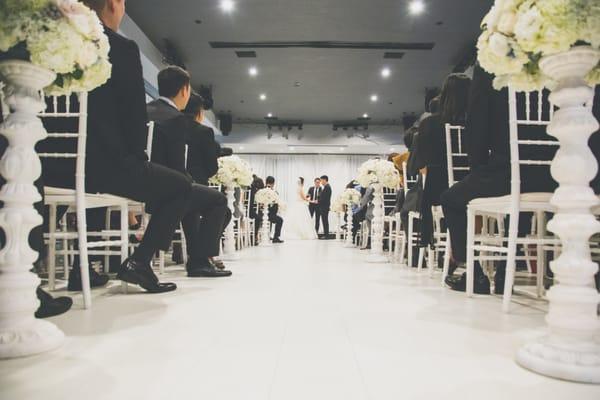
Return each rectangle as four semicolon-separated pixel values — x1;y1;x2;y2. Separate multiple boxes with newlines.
468;192;554;214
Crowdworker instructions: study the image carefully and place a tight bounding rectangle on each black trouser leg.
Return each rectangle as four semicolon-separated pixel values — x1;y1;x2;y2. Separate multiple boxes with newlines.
182;183;228;261
269;215;283;239
321;210;330;236
440;168;509;264
314;209;321;233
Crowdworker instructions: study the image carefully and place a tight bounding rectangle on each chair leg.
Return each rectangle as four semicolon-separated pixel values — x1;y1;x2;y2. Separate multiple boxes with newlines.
47;204;57;291
428;246;435;278
536;211;546;298
180;224;188;266
466;207;475;297
417;247;425;272
502;209;520;313
159;250;165;274
442;234;451;285
408;216;414;268
104;208;111;274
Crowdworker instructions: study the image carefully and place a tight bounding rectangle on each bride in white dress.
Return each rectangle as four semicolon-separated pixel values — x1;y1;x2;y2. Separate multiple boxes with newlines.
285;177;318;240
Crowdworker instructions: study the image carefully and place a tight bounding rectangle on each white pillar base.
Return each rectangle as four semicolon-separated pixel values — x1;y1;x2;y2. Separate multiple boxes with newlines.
0;319;64;359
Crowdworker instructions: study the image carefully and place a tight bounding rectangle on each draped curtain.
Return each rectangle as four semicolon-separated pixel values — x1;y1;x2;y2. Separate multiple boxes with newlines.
240;154;372;202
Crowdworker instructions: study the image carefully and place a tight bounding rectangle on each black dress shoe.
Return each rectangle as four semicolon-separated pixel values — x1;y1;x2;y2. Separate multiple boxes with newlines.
272;238;284;244
445;272;491;295
186;260;232;277
117;258;177;293
35;287;72;318
68;266;109;291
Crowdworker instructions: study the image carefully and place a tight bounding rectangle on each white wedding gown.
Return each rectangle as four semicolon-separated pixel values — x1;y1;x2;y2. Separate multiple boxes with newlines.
284;185;318;240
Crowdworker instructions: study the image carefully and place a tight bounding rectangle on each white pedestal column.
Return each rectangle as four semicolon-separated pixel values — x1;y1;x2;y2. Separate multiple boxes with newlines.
367;184;388;263
259;204;272;247
516;46;600;384
344;203;355;248
0;60;65;358
221;187;240;261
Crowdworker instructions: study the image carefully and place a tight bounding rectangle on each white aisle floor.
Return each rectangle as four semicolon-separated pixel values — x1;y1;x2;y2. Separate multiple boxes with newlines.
1;240;599;400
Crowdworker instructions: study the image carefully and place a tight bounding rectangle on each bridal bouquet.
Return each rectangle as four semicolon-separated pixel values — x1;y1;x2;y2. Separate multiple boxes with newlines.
209;155;253;188
339;188;361;205
254;187;280;206
356;159;400;189
0;0;111;94
477;0;599;91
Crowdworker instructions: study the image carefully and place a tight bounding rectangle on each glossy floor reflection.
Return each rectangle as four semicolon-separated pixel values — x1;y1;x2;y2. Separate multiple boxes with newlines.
1;240;598;400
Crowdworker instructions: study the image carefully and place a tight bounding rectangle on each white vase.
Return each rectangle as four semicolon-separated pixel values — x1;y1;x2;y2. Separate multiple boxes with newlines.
259;204;272;247
515;46;600;384
0;60;65;358
344;203;355;248
367;184;388;263
221;187;240;261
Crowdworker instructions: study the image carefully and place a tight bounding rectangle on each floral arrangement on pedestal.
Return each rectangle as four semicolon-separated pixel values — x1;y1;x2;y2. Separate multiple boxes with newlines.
208;155;253;188
254;187;280;206
476;0;599;91
339;188;361;205
0;0;112;94
331;197;345;213
356;159;401;189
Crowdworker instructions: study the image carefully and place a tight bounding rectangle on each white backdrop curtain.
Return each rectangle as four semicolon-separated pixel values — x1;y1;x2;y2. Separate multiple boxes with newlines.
240;154;372;202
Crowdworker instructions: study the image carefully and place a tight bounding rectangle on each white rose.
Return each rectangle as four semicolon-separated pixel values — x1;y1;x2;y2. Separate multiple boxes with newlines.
514;6;542;43
489;32;511;57
497;11;517;34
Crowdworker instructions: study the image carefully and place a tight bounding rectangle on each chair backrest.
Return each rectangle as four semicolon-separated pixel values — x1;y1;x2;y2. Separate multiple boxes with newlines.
243;188;252;219
38;93;87;192
402;161;419;196
444;124;470;186
508;88;557;199
382;187;397;214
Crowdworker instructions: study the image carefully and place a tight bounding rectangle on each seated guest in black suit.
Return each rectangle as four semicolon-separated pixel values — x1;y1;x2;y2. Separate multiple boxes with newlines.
413;74;471;250
147;67;231;277
72;0;199;293
183;93;219;185
441;65;558;294
249;175;265;242
265;176;284;243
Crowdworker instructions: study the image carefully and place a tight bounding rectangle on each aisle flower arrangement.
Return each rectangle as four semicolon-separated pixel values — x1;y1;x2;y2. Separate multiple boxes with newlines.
208;155;253;188
356;159;400;189
331;197;345;213
339;188;361;205
477;0;599;90
0;0;112;94
254;187;280;206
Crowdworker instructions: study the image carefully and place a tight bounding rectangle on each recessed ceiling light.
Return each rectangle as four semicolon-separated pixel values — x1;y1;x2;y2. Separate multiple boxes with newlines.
220;0;235;13
248;66;258;76
339;147;345;151
408;0;425;15
381;67;391;78
289;146;296;151
267;113;273;118
259;93;267;101
370;94;379;102
363;113;369;118
239;146;245;150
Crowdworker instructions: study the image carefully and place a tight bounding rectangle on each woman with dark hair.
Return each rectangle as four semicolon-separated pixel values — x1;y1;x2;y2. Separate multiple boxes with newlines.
413;73;471;248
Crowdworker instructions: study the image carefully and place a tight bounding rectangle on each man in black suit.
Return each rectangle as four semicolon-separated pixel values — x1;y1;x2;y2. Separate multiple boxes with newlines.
42;0;196;294
307;177;322;233
146;67;231;277
441;65;557;294
265;176;284;243
318;175;332;239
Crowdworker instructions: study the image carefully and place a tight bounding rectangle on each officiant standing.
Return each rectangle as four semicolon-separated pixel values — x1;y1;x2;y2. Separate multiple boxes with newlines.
307;177;322;234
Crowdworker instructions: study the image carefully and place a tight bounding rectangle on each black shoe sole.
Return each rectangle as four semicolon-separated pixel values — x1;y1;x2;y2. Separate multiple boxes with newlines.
187;271;233;278
117;270;177;293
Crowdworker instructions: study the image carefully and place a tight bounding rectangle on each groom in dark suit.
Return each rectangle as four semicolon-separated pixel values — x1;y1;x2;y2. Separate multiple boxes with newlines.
318;175;333;239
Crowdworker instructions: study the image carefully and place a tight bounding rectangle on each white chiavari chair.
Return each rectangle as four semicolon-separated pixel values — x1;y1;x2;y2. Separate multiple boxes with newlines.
465;89;560;312
403;161;426;269
41;93;129;309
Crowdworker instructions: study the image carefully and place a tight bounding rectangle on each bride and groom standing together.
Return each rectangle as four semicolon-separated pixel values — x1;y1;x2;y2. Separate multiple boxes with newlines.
286;175;334;240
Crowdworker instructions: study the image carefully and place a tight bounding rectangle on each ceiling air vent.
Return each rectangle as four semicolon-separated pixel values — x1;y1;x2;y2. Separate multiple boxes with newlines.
235;51;257;58
384;52;405;59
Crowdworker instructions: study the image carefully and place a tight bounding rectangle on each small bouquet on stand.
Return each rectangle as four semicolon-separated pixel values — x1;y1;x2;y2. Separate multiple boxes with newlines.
254;188;281;246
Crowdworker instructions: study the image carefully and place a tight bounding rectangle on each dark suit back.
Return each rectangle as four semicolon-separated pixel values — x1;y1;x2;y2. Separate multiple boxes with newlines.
186;121;218;185
319;184;332;210
85;27;149;192
146;99;188;175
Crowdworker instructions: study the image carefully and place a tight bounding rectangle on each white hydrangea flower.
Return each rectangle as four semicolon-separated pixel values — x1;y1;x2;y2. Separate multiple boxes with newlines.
356;159;400;189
